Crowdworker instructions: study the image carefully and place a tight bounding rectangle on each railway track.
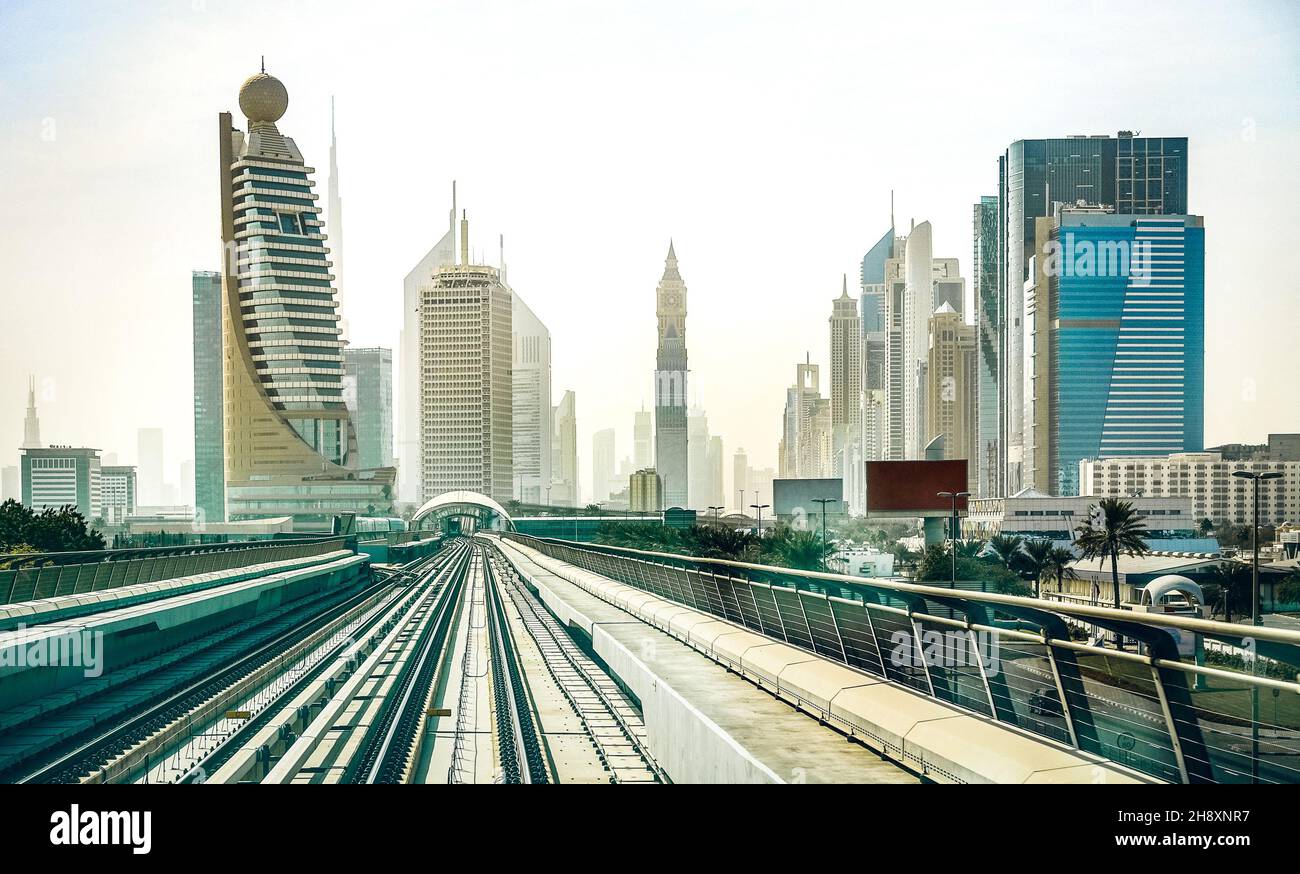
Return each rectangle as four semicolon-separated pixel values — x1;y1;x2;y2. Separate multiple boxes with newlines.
6;567;385;785
485;544;664;783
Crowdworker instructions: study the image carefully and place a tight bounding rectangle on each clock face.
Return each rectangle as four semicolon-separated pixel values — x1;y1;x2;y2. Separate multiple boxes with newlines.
664;294;678;307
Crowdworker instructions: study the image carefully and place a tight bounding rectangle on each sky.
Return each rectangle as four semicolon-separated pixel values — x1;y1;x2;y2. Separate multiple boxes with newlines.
1;0;1298;504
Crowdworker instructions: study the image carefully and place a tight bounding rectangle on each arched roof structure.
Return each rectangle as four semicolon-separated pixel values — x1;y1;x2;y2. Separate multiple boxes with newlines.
411;491;515;532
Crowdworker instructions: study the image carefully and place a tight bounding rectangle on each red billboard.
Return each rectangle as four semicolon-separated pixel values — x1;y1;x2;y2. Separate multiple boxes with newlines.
865;460;969;514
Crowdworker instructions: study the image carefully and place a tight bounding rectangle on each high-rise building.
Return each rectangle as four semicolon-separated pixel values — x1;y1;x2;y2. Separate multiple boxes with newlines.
551;390;578;506
1045;211;1205;495
398;183;459;504
997;132;1189;494
707;435;725;511
327;97;347;342
972;196;999;497
861;225;894;466
902;220;934;460
343;347;394;471
732;447;749;512
1;467;18;503
21;446;100;518
418;214;513;504
925;303;978;494
779;357;833;480
100;465;137;524
592;428;616;503
22;375;41;449
687;406;711;509
512;291;552;504
654;242;689;509
136;428;164;508
633;406;653;470
217;68;394;529
192;270;225;523
829;274;862;433
629;468;663;514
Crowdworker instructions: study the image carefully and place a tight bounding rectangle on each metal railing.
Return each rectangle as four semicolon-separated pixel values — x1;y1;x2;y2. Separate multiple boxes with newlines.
505;533;1300;785
0;538;348;606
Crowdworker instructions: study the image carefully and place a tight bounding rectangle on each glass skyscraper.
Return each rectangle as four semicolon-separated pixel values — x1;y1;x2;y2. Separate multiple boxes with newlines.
1049;212;1204;495
192;270;225;523
972;197;998;496
343;347;394;471
996;132;1188;494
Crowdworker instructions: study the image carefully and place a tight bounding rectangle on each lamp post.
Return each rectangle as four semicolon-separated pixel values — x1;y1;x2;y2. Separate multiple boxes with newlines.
1232;468;1281;784
707;505;725;525
937;491;970;588
811;498;837;572
750;503;769;539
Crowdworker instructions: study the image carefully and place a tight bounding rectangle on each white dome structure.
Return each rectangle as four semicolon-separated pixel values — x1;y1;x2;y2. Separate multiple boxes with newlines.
239;70;289;123
411;491;515;532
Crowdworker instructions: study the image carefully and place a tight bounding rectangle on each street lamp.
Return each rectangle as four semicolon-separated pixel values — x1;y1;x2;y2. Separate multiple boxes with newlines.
707;505;725;525
811;498;837;572
749;503;770;539
937;491;970;588
1232;468;1281;785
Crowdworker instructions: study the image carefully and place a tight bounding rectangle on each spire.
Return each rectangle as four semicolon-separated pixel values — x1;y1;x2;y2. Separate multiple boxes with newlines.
667;239;677;262
661;239;682;281
890;189;895;230
261;55;265;74
23;374;41;449
839;273;850;299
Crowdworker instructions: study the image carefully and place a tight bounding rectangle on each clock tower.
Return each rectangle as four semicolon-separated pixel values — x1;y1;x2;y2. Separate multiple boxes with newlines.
654;241;690;509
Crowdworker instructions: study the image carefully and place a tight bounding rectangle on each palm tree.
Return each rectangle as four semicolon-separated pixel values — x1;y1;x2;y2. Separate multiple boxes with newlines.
777;529;831;571
955;539;986;559
1019;538;1055;597
1043;547;1079;594
987;534;1026;570
1201;561;1249;622
1073;498;1151;613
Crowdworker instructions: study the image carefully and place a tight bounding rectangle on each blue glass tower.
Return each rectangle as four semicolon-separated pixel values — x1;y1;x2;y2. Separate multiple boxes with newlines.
1050;212;1204;495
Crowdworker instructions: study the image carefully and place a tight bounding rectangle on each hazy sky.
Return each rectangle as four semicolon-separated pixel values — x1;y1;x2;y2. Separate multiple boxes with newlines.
2;0;1298;503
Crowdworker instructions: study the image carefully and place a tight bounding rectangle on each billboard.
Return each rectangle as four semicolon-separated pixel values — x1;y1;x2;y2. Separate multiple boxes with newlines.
864;460;969;515
773;478;843;524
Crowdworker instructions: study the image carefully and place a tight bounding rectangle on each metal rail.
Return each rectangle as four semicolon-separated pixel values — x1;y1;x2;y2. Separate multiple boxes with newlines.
10;567;380;784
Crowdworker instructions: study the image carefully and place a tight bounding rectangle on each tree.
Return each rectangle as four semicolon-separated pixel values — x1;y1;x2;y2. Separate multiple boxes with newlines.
955;539;986;559
1043;547;1079;594
1196;517;1214;537
0;500;105;554
1073;498;1151;616
987;534;1026;571
1019;538;1055;597
772;528;830;571
1201;561;1251;622
1277;572;1300;610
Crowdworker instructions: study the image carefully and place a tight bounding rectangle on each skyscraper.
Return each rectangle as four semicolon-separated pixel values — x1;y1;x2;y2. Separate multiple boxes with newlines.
217;68;393;529
327;97;347;342
513;290;553;504
399;182;458;504
22;376;41;449
1;467;18;504
779;357;832;479
997;132;1189;494
654;241;689;509
687;406;711;509
343;347;394;470
829;274;862;433
633;406;653;470
592;428;616;503
137;427;164;508
629;468;662;513
861;224;894;465
100;465;137;524
192;270;225;523
925;303;978;494
1045;210;1205;495
551;390;578;506
21;446;100;518
732;447;749;512
972;196;999;497
707;435;724;512
418;214;513;504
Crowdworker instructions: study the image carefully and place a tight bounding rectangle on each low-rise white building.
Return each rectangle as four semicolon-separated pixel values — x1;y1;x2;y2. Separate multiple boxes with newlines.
1078;451;1300;528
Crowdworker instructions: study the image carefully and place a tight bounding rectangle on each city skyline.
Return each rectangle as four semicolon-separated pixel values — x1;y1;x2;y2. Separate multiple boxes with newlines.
2;2;1299;505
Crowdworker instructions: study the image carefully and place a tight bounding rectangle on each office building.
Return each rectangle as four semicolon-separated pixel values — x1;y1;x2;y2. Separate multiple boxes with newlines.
418;214;513;504
779;357;833;480
1079;452;1300;529
137;428;164;508
399;183;459;504
1044;210;1205;495
100;465;137;524
343;347;394;470
1;467;18;503
21;446;100;518
551;390;578;506
192;270;225;524
629;468;663;514
687;406;712;509
925;303;978;494
513;291;553;504
860;224;893;465
971;196;1000;497
633;406;653;470
732;447;749;512
997;132;1189;493
592;428;616;503
654;241;689;509
217;68;394;529
967;489;1211;552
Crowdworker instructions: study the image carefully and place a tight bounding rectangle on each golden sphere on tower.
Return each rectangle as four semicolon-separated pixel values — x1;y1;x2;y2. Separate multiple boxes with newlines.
238;71;288;123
